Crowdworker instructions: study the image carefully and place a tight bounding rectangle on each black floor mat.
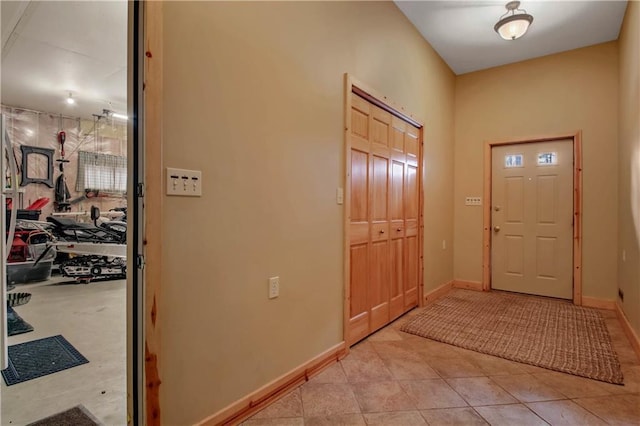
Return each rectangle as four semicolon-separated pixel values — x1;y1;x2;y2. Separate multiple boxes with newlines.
27;405;100;426
1;335;89;386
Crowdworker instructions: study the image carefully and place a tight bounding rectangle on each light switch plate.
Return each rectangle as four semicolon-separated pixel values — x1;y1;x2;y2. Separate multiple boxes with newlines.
465;196;482;206
336;188;344;205
166;167;202;196
268;276;280;299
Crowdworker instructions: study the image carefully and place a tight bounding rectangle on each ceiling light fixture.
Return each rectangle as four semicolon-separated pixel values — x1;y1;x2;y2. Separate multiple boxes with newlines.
102;109;128;121
494;1;533;41
66;92;75;105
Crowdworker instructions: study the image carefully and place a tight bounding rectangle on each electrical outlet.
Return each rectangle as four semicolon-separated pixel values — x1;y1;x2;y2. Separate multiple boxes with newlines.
465;197;482;206
268;276;279;299
166;167;202;196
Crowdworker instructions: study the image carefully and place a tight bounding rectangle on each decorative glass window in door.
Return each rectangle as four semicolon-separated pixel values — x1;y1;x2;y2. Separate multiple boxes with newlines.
537;152;558;166
505;154;523;168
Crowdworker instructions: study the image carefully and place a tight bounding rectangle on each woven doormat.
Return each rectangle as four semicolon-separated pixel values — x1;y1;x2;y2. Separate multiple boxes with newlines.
27;405;100;426
401;289;624;384
1;335;89;386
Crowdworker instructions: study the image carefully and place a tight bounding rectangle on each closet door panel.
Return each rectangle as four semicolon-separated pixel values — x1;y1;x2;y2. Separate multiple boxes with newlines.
369;239;390;332
405;235;419;309
348;93;371;344
404;149;419;310
371;155;389;223
389;157;405;319
389;237;404;320
349;243;370;343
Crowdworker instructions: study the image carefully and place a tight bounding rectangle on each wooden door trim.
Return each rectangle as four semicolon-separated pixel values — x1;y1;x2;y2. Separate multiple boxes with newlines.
351;86;422;129
343;74;425;349
482;131;583;305
143;1;163;424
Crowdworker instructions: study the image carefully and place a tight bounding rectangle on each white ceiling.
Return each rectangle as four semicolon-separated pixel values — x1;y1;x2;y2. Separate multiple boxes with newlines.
395;0;628;75
0;1;629;119
1;0;127;119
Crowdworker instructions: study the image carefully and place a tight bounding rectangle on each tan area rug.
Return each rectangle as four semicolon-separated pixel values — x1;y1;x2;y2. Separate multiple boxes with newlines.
401;289;624;384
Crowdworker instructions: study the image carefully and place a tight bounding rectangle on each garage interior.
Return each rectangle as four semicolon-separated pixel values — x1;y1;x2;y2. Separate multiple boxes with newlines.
1;1;127;424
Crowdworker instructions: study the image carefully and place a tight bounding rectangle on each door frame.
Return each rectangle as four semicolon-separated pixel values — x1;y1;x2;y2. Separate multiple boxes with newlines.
482;131;583;305
343;74;425;347
138;1;163;424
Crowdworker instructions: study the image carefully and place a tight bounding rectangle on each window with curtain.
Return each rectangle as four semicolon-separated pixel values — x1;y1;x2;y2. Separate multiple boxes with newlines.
76;151;127;193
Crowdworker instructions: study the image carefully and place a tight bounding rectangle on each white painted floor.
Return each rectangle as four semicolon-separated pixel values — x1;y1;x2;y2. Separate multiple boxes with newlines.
1;276;126;425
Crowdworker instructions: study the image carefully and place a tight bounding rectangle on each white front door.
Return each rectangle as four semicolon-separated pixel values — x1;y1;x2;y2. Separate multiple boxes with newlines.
491;140;573;299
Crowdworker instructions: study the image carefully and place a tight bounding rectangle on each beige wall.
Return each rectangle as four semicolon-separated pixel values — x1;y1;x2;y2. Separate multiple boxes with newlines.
454;42;619;300
160;2;455;424
618;1;640;334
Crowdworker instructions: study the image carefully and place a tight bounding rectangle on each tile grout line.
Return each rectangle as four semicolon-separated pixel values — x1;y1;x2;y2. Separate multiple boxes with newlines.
487;372;574;404
340;359;367;419
571;392;640;425
473;402;552;426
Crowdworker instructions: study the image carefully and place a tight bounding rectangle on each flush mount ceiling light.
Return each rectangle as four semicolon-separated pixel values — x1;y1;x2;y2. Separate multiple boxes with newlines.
494;1;534;41
66;92;75;105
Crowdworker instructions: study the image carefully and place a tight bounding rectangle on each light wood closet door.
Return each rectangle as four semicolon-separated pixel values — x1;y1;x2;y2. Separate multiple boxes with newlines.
389;117;406;321
369;106;391;332
347;93;421;345
348;94;372;343
404;125;420;308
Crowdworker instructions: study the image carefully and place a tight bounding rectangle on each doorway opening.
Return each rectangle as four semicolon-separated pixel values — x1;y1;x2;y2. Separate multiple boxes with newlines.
0;1;142;424
482;132;583;304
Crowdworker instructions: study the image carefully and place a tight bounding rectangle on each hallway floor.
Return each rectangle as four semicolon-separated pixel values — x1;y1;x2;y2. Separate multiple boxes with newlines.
243;301;640;425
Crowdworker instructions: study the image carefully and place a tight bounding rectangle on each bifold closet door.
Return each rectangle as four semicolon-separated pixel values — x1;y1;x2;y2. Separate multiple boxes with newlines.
389;117;406;321
348;94;373;343
404;125;420;308
348;92;420;345
368;105;391;333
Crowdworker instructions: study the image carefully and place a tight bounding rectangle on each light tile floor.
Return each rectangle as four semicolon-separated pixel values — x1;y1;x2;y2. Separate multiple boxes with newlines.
243;299;640;425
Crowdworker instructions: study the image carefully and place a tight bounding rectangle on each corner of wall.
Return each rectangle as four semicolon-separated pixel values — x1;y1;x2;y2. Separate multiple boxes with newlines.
617;0;640;335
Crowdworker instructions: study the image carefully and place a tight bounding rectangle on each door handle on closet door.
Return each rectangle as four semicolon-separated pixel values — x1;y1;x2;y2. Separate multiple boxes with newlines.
494;226;501;232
